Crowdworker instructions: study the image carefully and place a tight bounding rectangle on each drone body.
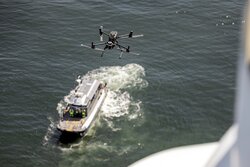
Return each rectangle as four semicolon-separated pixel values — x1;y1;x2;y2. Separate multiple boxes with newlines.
81;26;143;58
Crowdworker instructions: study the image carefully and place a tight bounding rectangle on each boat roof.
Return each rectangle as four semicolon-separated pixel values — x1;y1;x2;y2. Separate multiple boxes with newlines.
65;79;101;106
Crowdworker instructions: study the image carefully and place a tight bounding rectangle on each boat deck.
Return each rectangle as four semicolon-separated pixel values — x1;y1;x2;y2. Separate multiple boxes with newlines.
62;111;85;121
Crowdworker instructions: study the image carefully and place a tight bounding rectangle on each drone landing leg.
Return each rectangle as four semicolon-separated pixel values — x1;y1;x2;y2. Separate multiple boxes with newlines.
101;45;109;57
101;51;104;57
119;51;123;59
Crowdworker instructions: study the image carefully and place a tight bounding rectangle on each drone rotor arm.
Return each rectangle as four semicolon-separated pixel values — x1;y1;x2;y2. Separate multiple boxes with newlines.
117;33;130;38
102;32;109;36
93;42;106;46
116;44;128;50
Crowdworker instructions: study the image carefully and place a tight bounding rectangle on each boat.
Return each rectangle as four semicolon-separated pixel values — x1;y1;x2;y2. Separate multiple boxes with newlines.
57;77;107;136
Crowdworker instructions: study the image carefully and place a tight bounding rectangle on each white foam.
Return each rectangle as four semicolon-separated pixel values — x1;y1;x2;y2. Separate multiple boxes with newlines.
83;63;148;91
42;116;57;146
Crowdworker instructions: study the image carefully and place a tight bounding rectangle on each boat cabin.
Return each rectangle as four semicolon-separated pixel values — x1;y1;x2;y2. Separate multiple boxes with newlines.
63;79;102;120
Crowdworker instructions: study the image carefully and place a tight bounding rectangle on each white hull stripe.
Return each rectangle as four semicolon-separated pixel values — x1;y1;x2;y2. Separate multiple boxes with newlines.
81;90;106;130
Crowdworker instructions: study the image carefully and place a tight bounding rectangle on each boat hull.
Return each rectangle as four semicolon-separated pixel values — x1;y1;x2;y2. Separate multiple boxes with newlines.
57;87;107;137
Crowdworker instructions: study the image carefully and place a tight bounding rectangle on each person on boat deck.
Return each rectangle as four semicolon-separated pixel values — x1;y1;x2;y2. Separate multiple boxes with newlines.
69;109;74;117
82;111;86;118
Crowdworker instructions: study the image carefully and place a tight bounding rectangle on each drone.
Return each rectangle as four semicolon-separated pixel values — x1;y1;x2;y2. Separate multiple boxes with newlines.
81;26;143;59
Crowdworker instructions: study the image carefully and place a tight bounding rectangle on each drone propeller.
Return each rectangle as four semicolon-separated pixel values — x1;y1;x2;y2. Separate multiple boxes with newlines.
131;34;144;38
99;26;103;41
117;47;140;56
119;31;144;39
80;44;104;52
119;49;140;56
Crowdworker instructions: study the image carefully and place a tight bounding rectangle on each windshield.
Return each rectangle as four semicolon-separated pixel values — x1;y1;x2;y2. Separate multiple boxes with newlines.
65;105;87;118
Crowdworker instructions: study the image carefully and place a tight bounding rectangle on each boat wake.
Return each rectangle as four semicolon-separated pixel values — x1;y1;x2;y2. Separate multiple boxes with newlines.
43;116;58;146
43;63;148;146
82;63;148;131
